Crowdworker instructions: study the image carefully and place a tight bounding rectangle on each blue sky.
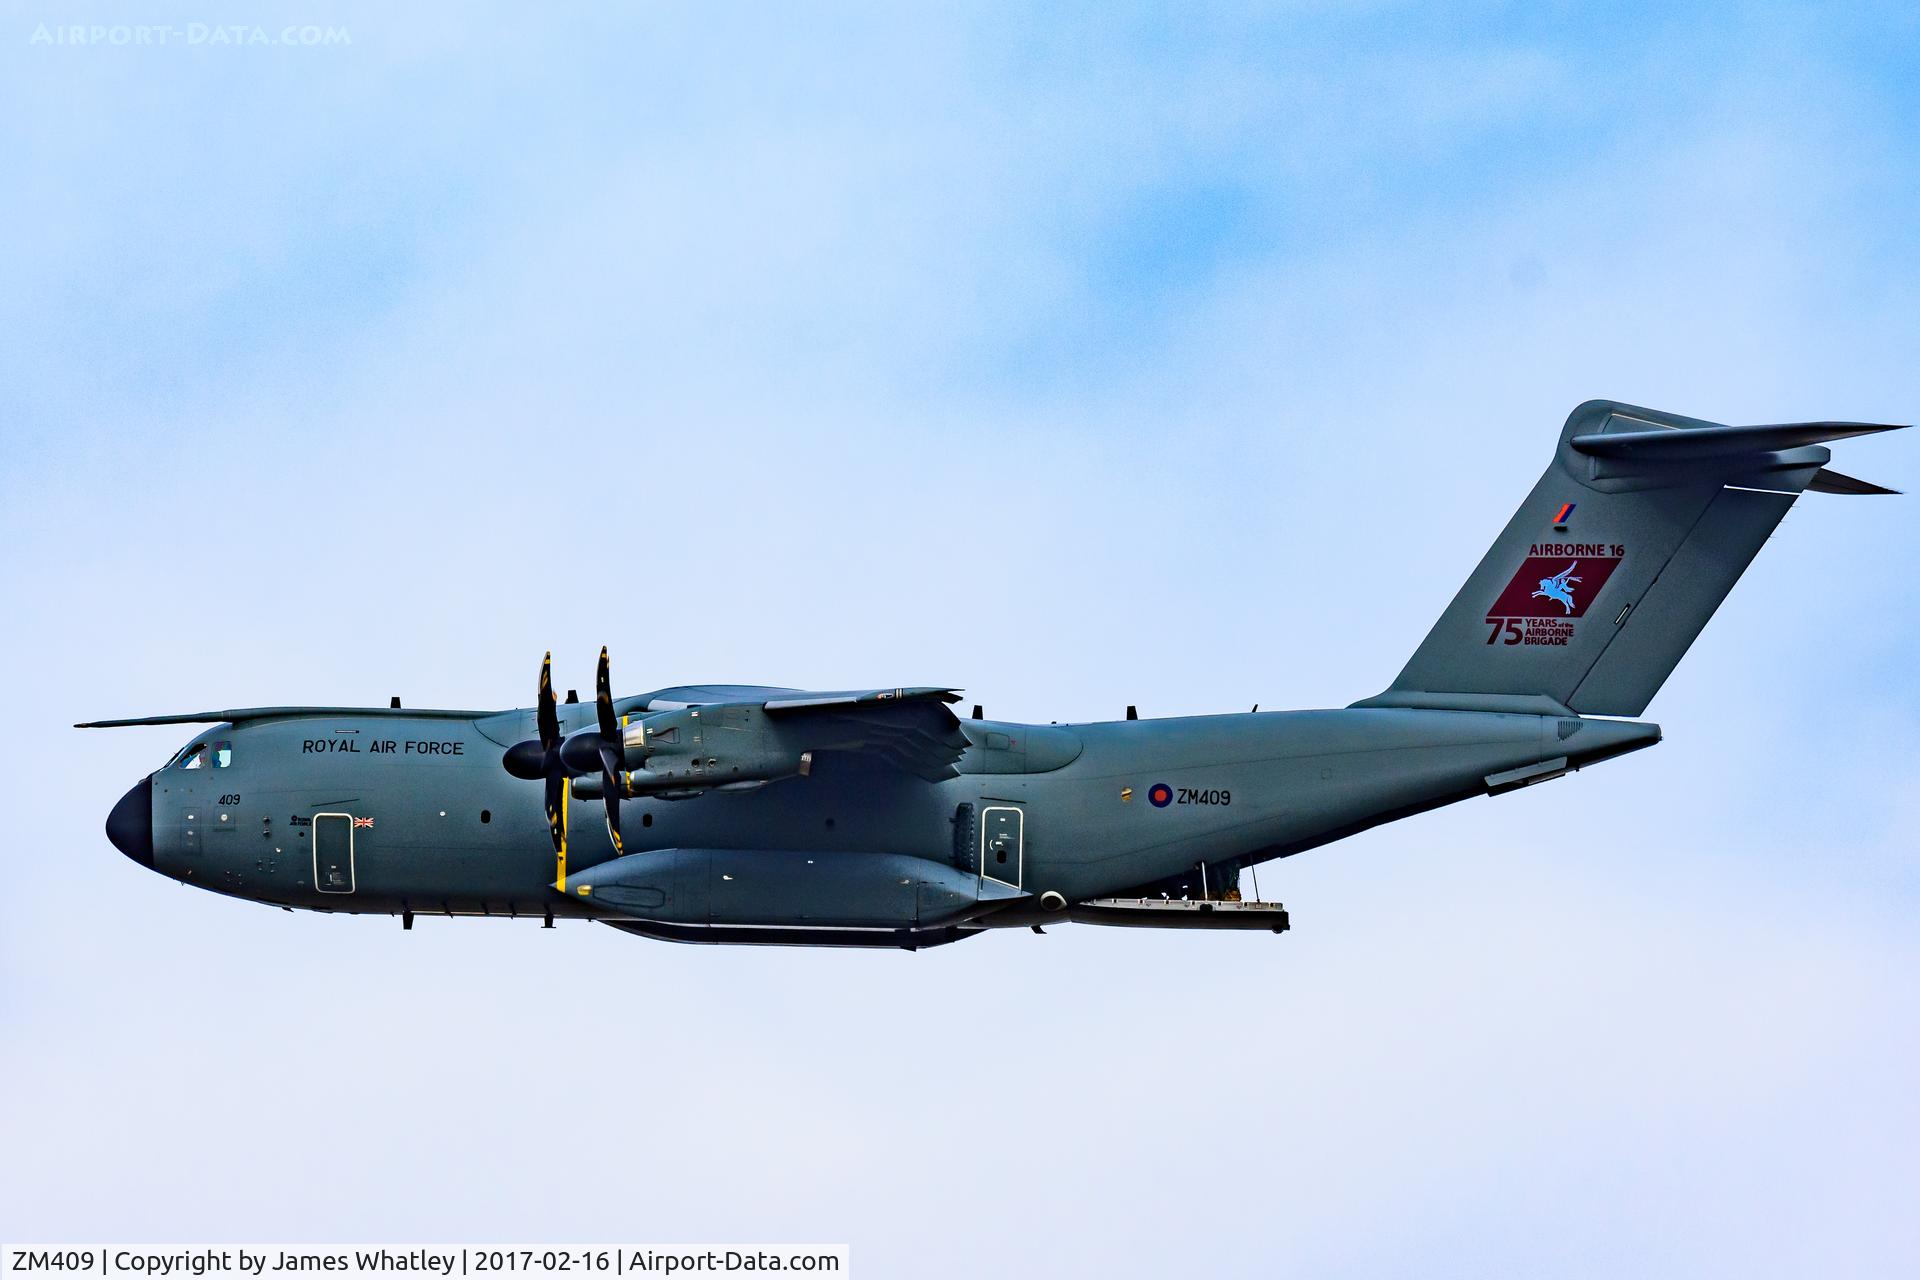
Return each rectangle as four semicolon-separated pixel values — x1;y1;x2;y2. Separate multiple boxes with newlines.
2;3;1917;1274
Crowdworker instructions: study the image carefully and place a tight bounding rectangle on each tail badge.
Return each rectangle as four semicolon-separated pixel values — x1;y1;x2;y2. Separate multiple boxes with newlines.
1487;542;1626;647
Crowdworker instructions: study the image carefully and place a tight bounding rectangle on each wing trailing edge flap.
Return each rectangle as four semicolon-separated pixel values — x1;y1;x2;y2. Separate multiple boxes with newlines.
796;704;970;781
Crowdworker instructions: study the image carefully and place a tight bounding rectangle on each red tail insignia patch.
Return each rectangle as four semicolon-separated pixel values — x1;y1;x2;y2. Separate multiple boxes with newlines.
1485;543;1626;647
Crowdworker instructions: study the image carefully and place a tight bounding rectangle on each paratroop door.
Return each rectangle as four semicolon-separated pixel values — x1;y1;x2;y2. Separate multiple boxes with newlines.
980;805;1023;889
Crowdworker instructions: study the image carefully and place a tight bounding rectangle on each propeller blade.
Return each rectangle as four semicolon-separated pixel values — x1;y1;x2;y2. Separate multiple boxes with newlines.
595;647;623;854
598;741;624;854
536;651;560;751
595;646;618;740
543;770;568;857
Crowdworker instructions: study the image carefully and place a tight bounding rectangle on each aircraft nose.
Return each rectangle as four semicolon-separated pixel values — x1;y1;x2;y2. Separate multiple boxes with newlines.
106;775;155;867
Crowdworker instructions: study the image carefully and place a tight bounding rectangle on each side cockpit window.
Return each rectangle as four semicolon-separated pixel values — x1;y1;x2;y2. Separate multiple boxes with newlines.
171;738;231;770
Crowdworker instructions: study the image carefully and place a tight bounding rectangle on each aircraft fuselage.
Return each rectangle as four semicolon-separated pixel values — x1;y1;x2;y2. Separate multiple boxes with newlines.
106;703;1659;940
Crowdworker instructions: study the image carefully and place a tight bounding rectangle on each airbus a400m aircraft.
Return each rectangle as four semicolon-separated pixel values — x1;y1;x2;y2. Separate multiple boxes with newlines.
85;402;1904;949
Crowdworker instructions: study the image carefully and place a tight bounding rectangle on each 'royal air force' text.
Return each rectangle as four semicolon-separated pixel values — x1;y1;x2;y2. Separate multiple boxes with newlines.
302;739;464;756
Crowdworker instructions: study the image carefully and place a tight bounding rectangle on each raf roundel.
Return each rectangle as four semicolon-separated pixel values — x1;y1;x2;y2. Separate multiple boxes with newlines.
1148;783;1173;808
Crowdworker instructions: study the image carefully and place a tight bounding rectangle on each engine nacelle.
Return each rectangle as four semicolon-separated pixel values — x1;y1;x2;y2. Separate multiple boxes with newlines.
619;705;812;790
570;771;775;802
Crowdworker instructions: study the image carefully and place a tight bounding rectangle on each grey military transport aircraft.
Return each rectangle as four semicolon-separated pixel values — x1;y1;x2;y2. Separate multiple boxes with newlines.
84;402;1904;949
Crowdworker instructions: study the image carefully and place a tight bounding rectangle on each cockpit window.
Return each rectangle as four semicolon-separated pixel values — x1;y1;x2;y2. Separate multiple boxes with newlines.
213;740;233;768
178;742;207;770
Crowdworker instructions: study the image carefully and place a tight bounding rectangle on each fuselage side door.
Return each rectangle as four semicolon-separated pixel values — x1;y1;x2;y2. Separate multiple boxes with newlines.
980;803;1024;890
313;812;357;894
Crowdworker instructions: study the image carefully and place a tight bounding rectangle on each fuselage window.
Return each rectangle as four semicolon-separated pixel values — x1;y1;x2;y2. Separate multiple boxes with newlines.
213;740;233;768
178;743;207;770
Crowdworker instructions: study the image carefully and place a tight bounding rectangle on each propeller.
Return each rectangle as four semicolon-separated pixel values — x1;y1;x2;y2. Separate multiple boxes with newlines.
501;652;574;879
504;648;631;870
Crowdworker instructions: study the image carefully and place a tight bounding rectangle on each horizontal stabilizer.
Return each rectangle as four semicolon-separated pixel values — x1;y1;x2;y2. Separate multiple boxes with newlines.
1807;466;1902;496
1572;419;1906;461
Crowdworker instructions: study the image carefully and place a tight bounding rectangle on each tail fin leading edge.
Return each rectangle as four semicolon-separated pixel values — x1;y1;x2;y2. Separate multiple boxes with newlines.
1357;400;1905;719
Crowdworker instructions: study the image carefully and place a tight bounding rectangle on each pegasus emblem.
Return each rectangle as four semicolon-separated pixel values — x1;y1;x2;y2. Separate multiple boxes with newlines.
1531;561;1582;614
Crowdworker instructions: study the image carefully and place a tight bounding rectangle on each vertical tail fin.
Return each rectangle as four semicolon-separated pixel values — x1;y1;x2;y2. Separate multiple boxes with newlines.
1356;401;1905;718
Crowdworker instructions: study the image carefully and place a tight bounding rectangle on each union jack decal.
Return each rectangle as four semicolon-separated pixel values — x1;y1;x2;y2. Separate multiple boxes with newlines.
353;816;374;829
